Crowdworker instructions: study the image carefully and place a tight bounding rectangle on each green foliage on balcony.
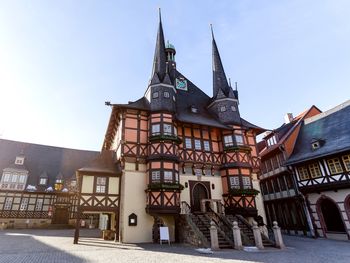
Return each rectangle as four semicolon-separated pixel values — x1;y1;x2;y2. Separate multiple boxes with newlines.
146;182;184;191
223;188;260;197
149;134;182;144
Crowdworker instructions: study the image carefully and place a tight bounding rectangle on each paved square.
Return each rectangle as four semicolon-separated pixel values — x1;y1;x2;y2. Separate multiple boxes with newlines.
0;229;349;263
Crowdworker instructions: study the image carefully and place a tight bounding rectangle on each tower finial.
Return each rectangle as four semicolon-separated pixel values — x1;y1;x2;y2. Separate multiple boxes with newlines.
210;24;214;39
158;7;162;23
151;8;166;82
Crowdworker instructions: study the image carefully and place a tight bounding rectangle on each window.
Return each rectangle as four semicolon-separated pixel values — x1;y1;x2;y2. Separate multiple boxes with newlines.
152;92;159;99
175;172;179;183
3;197;13;210
242;177;251;189
152;124;160;135
194;169;202;176
191;106;198;113
342;155;350;171
35;199;43;211
267;135;277;147
18;175;26;184
220;106;226;112
163;124;172;135
235;135;244;145
2;173;11;182
185;138;192;149
164;171;173;182
163;91;170;98
151;171;160;182
20;198;28;211
298;167;310;180
203;141;210;151
96;177;107;193
39;178;47;185
204;169;212;176
327;158;343;174
229;176;240;189
194;139;201;150
11;174;18;183
312;142;320;150
308;163;322;178
173;127;177;136
223;135;234;147
231;105;236;111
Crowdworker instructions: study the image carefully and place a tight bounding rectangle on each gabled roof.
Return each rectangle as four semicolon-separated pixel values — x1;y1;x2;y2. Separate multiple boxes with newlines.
0;139;99;188
259;105;322;157
286;101;350;165
78;150;121;175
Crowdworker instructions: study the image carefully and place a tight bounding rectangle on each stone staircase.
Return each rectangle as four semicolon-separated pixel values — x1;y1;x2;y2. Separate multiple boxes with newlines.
190;212;234;249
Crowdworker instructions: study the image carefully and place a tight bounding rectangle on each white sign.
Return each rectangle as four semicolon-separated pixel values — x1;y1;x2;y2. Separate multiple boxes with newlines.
159;226;170;245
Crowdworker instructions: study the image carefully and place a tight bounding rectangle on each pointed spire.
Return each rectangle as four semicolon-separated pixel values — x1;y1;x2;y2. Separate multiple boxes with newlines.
211;25;230;98
151;8;167;82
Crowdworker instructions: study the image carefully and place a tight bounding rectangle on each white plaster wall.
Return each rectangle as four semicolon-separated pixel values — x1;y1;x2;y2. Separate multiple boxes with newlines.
120;163;153;243
252;172;267;224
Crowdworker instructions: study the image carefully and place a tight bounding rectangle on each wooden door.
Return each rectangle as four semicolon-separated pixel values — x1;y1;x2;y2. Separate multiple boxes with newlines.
191;183;208;212
52;207;69;224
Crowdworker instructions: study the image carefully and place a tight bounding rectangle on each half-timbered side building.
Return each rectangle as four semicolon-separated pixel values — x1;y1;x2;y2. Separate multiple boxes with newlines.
258;106;321;236
93;14;268;244
287;100;350;240
0;139;99;228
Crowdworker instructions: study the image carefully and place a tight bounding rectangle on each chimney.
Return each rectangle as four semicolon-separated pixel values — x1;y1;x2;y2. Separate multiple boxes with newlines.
284;113;293;124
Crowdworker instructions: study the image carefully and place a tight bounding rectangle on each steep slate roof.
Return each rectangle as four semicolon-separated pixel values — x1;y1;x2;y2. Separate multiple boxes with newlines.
0;139;99;188
78;150;121;175
286;101;350;165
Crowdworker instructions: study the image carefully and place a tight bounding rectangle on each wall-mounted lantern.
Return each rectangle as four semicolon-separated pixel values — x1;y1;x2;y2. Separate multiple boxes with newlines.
128;213;137;226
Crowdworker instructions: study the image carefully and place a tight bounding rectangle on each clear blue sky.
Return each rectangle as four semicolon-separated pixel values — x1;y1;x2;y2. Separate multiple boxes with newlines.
0;1;349;151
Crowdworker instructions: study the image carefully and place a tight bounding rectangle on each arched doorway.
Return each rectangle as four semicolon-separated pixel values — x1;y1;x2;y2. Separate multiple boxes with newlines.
191;183;209;212
319;198;346;233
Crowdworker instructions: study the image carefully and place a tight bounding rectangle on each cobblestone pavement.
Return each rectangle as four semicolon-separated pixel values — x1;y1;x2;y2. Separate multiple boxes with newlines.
0;229;349;263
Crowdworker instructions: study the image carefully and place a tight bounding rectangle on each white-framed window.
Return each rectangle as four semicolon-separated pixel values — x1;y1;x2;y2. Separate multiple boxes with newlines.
18;174;26;184
20;198;29;211
152;124;160;135
229;176;240;189
327;158;343;174
224;135;234;147
203;141;210;151
39;178;47;185
194;139;201;150
96;177;107;193
17;184;24;190
152;92;159;99
194;169;202;176
163;124;172;135
11;174;18;183
185;138;192;149
3;197;13;210
2;173;11;183
151;171;160;182
164;91;170;98
298;167;310;180
204;169;212;176
267;135;277;147
164;171;173;182
231;105;236;111
308;163;322;178
220;106;226;112
35;199;43;211
15;157;24;165
235;134;244;145
242;177;251;189
342;154;350;171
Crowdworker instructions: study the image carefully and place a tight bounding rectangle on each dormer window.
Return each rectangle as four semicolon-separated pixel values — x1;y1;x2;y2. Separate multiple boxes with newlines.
163;91;170;98
220;106;227;112
231;106;236;111
152;92;159;99
15;156;24;165
39;178;47;185
267;135;277;147
311;141;320;150
191;106;198;113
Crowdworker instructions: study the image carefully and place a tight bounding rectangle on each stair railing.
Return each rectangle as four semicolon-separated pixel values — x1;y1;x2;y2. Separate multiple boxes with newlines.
180;201;192;215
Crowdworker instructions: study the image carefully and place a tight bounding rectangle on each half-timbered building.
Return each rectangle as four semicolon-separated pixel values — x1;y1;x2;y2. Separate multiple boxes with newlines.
286;100;350;240
75;14;269;244
0;139;99;228
258;106;321;236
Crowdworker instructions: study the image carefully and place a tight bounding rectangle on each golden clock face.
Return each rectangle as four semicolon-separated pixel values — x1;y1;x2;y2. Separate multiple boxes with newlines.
176;78;188;91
